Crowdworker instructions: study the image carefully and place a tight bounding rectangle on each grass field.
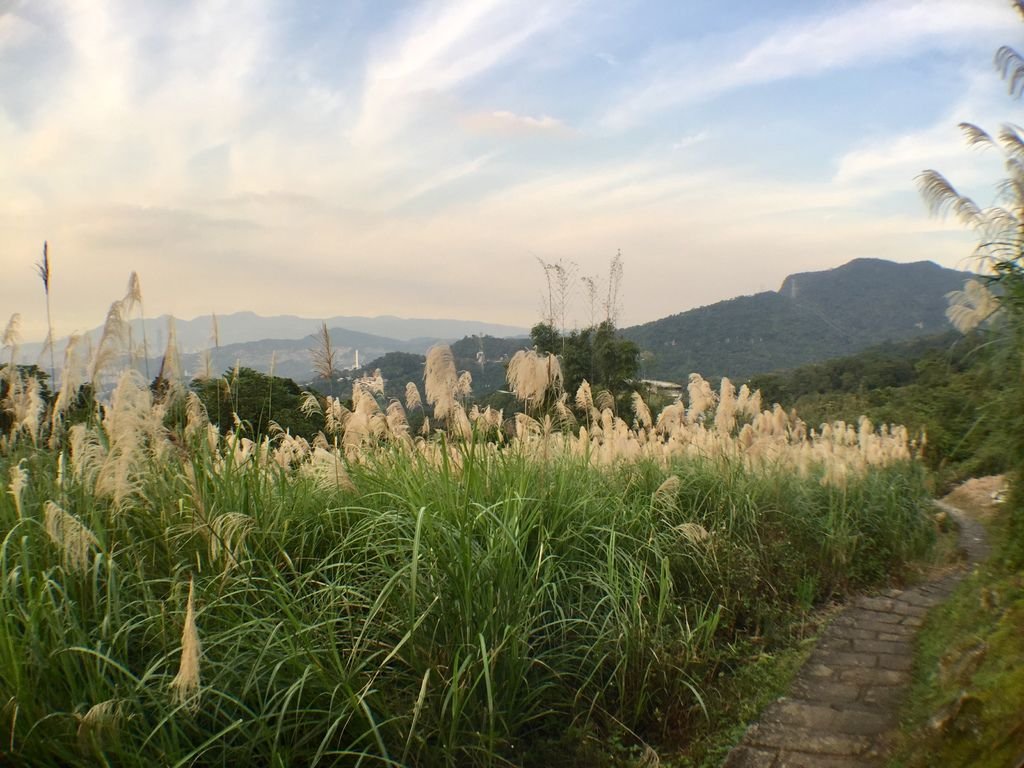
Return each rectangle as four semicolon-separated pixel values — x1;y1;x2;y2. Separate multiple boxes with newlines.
0;352;935;766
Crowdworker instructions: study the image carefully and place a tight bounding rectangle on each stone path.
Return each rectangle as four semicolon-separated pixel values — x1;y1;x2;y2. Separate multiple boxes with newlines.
722;500;989;768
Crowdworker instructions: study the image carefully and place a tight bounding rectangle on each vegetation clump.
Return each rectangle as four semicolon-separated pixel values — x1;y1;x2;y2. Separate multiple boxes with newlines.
0;317;933;765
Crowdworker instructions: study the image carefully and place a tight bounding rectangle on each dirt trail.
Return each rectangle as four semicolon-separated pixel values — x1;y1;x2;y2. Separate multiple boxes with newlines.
722;483;998;768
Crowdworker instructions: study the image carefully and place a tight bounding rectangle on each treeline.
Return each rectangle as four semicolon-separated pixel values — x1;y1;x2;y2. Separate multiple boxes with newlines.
748;330;1005;483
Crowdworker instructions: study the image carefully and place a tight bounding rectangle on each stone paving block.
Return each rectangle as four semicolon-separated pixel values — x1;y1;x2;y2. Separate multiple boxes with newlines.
831;708;896;735
851;638;908;655
890;602;928;618
804;662;837;679
855;596;897;612
876;631;907;642
900;615;925;628
877;654;913;672
812;650;878;669
722;745;778;767
838;667;910;686
775;751;877;767
829;625;880;641
848;608;903;625
861;685;906;708
850;618;915;635
788;678;860;703
763;699;837;730
744;722;872;756
818;636;854;652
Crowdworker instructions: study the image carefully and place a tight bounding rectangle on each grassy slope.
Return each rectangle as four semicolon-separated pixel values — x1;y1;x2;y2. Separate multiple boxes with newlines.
890;483;1024;768
0;438;934;767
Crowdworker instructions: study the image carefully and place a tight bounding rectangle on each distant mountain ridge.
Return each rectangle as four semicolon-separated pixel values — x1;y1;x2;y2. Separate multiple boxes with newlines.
622;258;973;382
20;312;529;358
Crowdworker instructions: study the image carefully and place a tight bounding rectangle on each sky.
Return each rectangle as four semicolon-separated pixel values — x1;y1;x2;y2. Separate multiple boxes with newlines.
1;0;1020;340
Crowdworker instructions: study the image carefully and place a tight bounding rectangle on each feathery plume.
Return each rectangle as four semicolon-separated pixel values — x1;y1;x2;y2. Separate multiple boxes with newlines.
575;379;593;413
170;576;201;710
945;279;1000;333
652;475;680;511
405;381;422;411
90;300;128;388
424;345;458;421
507;350;562;408
44;500;99;573
631;391;652;430
675;522;710;545
7;460;28;519
594;388;614;413
77;699;121;751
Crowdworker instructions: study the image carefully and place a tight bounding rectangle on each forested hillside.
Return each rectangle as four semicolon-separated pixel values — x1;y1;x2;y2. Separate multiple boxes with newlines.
625;258;972;381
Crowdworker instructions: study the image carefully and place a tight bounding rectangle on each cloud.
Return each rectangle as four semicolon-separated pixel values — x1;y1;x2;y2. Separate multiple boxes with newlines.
603;0;1013;129
351;0;581;147
671;131;708;151
461;110;573;137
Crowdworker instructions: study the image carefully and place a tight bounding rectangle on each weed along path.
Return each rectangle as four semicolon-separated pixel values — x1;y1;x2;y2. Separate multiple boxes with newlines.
723;498;990;768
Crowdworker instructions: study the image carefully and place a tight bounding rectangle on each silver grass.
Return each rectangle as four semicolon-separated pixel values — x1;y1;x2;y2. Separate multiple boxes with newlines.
300;391;323;418
686;374;715;423
184;392;209;442
208;512;254;572
675;522;709;544
594;388;614;413
76;699;121;751
310;322;338;384
170;576;201;710
945;279;1000;333
424;345;458;421
507;350;562;407
44;500;99;574
451;402;473;440
386;400;410;438
90;300;128;388
7;460;27;519
6;374;44;445
405;381;422;411
2;314;20;370
553;393;577;430
651;475;679;511
631;391;652;430
52;334;88;436
157;318;183;397
575;379;593;414
456;370;473;399
714;378;737;434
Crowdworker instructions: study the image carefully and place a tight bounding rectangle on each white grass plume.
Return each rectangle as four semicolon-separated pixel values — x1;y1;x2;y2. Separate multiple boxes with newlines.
207;512;254;572
632;391;652;430
90;300;128;388
405;382;422;411
8;460;28;519
76;699;121;751
424;345;458;421
2;313;20;369
575;379;594;414
946;279;999;333
507;350;562;407
170;576;202;710
44;500;99;574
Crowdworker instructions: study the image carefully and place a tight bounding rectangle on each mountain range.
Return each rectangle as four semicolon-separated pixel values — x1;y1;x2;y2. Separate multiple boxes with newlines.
621;258;972;382
10;258;972;388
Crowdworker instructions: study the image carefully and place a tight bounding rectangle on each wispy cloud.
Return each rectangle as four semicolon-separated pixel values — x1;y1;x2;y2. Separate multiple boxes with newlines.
461;110;573;137
603;0;1013;129
351;0;581;147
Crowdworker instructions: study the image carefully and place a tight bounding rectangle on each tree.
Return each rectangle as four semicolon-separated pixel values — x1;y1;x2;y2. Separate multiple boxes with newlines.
531;320;639;404
191;368;321;440
917;3;1024;550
